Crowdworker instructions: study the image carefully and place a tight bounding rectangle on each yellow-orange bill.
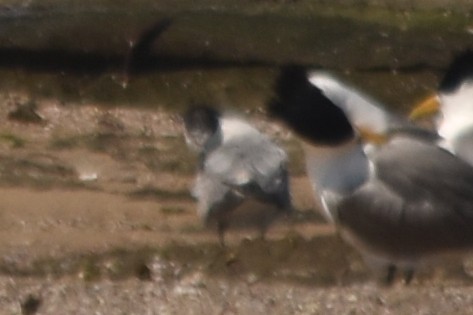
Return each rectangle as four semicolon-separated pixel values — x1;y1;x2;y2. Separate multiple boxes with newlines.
356;126;388;145
408;94;440;121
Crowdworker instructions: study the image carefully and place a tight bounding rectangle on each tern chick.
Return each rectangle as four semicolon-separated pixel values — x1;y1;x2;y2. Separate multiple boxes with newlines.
183;105;292;245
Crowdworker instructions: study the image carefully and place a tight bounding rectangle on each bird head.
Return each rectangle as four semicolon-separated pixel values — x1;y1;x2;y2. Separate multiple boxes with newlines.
268;65;389;146
268;65;356;146
182;105;220;153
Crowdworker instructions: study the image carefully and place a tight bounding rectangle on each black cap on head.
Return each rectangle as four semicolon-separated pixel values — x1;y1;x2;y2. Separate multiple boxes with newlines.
182;105;220;134
268;65;354;146
182;104;220;152
439;50;473;93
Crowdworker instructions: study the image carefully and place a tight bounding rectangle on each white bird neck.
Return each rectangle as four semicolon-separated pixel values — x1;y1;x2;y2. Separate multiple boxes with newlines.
438;82;473;144
219;117;259;143
202;116;256;153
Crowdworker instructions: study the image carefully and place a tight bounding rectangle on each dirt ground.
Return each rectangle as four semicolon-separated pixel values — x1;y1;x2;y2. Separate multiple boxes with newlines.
1;94;473;314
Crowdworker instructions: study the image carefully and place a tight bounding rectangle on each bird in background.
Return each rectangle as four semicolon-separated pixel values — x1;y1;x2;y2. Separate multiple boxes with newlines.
409;50;473;165
182;105;292;246
269;65;473;284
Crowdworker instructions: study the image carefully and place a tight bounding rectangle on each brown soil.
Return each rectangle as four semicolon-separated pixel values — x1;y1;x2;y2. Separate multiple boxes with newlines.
1;93;473;314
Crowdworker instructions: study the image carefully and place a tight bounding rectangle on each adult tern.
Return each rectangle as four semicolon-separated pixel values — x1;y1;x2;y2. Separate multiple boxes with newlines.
269;65;473;283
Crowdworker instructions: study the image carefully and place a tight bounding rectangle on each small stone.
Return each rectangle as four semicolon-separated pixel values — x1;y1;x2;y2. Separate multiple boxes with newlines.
463;258;473;278
347;294;358;302
20;294;42;315
137;263;152;281
246;273;258;284
8;101;44;124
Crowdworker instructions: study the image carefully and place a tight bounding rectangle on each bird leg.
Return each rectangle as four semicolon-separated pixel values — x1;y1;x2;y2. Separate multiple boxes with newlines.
258;225;268;242
404;269;415;285
217;221;228;248
385;264;397;285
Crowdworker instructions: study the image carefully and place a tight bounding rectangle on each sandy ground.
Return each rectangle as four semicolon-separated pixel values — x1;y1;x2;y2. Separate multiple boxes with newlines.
1;95;473;314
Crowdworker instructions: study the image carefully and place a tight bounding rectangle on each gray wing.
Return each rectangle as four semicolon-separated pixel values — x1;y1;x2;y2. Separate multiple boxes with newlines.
204;135;291;209
337;136;473;259
374;136;473;210
192;172;243;221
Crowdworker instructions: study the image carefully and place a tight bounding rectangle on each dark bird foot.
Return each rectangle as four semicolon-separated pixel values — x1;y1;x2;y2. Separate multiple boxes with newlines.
383;265;415;285
218;222;228;248
404;269;415;285
385;264;397;285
